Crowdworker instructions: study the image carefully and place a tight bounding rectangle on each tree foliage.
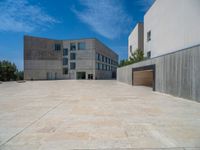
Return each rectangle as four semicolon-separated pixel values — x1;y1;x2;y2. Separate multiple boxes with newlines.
0;60;23;81
119;49;144;67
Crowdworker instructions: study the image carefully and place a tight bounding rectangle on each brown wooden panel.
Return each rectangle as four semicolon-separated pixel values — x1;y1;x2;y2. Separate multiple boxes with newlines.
133;70;153;87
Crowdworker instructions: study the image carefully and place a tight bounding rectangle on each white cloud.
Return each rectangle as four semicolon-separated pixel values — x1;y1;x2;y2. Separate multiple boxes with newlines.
0;0;58;33
73;0;132;39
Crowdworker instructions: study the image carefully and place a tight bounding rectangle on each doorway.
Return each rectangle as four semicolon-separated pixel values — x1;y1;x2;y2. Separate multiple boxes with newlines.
77;72;86;79
132;65;155;91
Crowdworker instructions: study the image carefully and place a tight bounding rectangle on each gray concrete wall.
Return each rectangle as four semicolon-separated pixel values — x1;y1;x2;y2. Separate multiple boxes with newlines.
24;36;63;80
117;45;200;102
63;39;96;80
24;36;118;80
95;39;118;79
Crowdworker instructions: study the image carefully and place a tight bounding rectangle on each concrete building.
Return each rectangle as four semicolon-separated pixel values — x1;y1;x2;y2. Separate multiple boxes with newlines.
128;23;144;58
24;36;118;80
144;0;200;58
118;0;200;102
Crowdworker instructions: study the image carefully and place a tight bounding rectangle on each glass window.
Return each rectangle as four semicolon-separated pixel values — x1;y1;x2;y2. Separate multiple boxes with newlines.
63;68;68;74
63;58;68;65
108;58;110;64
130;45;132;53
70;62;76;70
98;54;101;61
96;53;98;60
99;64;102;70
78;42;86;50
96;63;98;70
147;51;151;58
70;53;76;60
55;44;61;51
63;48;68;56
102;55;104;62
70;43;76;51
147;31;151;41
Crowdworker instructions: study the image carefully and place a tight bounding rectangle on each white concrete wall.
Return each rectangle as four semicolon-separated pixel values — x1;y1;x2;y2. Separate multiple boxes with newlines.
144;0;200;58
128;24;139;58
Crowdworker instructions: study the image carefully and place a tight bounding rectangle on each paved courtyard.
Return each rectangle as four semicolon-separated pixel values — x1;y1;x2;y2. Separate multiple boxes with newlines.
0;80;200;150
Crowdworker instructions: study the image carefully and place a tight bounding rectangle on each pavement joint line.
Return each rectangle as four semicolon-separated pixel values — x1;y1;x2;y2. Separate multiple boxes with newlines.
0;100;65;148
73;148;200;150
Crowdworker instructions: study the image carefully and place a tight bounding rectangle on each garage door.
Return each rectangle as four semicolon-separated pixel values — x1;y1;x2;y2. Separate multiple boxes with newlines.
132;65;155;91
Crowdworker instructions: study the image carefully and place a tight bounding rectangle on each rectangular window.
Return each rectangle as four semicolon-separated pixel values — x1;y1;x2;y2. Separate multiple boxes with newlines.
99;64;102;70
70;53;76;60
102;55;104;62
98;53;100;61
63;68;68;74
70;62;76;70
147;51;151;58
78;42;86;50
70;43;76;51
63;58;68;65
96;63;98;70
108;58;110;64
105;57;108;63
55;44;61;51
147;31;151;41
96;53;98;60
130;45;132;53
63;48;68;56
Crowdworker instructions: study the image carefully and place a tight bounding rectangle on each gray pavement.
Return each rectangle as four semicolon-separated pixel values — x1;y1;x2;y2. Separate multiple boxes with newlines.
0;80;200;150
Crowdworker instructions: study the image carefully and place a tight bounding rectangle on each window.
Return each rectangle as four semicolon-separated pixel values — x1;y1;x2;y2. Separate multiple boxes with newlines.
105;57;108;63
70;43;76;51
78;42;86;50
109;65;111;71
108;58;111;64
147;51;151;58
70;53;76;60
55;44;61;51
63;48;68;56
63;58;68;65
130;45;132;54
96;63;98;70
102;55;105;62
99;64;102;70
63;68;68;74
147;31;151;41
70;62;76;70
88;74;93;80
98;53;100;60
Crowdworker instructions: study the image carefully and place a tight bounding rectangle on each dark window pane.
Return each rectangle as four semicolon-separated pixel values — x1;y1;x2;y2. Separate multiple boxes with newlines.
70;53;76;60
78;42;86;50
70;43;76;51
147;31;151;41
147;51;151;58
63;48;68;56
63;58;68;65
63;68;68;74
55;44;61;51
70;62;76;70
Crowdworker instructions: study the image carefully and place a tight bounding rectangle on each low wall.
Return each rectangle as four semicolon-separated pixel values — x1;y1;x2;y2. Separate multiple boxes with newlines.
117;45;200;102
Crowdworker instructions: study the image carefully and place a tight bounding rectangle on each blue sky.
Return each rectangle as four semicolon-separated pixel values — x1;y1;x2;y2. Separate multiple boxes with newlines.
0;0;154;70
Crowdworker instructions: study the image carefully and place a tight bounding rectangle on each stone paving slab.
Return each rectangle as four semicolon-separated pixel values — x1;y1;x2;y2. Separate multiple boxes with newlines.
0;80;200;150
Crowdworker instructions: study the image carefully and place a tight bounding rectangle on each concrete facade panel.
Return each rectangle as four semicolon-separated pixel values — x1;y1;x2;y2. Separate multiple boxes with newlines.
117;45;200;102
